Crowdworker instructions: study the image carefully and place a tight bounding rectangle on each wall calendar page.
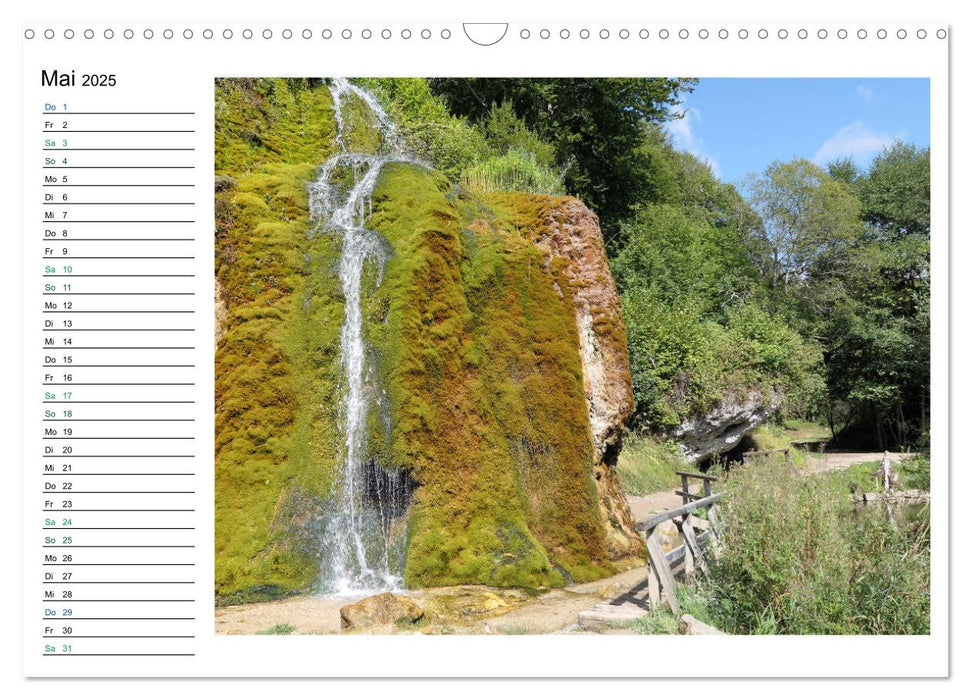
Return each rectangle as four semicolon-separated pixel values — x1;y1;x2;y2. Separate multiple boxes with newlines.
12;4;954;689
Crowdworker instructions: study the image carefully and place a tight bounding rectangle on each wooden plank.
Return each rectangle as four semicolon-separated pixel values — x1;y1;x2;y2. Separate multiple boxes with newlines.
679;517;708;575
675;471;719;482
645;532;680;614
674;489;705;502
680;473;690;506
647;555;661;611
635;492;724;531
678;518;695;577
707;504;724;560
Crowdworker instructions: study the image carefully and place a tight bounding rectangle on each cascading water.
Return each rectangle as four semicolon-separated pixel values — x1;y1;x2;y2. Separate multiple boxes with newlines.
309;79;414;594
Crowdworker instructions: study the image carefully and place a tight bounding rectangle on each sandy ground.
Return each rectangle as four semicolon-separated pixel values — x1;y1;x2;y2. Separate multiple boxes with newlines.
801;451;908;475
214;566;650;635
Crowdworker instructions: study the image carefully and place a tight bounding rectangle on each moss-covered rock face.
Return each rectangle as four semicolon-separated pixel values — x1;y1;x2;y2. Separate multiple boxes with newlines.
215;79;638;601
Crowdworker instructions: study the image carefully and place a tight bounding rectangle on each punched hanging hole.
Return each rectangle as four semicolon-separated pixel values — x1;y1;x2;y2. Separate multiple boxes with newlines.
463;23;508;46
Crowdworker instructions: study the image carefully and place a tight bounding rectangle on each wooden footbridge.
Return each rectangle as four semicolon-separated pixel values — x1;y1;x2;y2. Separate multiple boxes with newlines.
633;471;723;615
578;471;725;629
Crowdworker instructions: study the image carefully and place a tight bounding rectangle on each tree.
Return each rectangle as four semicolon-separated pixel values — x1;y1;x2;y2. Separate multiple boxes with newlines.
855;141;930;239
428;78;696;241
819;143;930;448
745;159;861;293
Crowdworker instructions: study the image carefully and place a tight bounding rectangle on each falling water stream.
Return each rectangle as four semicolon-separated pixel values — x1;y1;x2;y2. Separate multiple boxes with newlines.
309;79;414;594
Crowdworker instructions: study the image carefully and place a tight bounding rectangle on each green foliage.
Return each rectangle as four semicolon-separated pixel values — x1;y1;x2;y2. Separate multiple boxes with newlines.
616;435;686;496
745;158;861;294
255;623;297;635
855;141;930;238
429;78;696;238
462;148;565;195
702;460;929;634
358;80;563;195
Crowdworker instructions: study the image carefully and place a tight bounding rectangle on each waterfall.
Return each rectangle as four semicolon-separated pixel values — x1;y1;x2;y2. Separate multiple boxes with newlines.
308;79;414;594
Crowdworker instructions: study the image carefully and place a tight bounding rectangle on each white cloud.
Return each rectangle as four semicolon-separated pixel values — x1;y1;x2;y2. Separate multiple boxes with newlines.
856;84;875;106
812;121;903;166
665;105;722;178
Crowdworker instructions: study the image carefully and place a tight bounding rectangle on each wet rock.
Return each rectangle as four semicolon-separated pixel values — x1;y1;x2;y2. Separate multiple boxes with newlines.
537;199;641;559
339;593;424;632
674;390;781;463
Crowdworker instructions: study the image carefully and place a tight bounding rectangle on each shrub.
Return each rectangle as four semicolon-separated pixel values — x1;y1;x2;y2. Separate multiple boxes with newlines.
462;149;565;195
701;459;930;634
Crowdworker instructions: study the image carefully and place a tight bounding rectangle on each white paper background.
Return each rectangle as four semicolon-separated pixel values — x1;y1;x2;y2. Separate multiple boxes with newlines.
4;0;963;695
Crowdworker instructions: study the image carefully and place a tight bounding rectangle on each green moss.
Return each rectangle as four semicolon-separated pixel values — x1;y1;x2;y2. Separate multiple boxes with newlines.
215;79;346;599
216;79;620;598
365;164;613;588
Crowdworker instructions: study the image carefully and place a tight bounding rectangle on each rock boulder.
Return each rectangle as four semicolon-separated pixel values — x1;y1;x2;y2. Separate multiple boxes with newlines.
339;593;424;632
674;390;780;463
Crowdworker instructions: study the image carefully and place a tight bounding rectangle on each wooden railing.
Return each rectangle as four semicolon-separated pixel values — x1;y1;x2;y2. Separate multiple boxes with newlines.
742;447;794;467
634;483;724;615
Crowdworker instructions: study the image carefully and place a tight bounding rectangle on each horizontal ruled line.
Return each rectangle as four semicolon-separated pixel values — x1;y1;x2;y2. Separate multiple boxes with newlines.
42;202;195;205
43;257;195;260
44;184;196;187
43;310;195;313
44;148;195;151
43;294;196;296
41;221;195;223
42;238;197;241
43;166;195;169
43;562;195;564
42;543;195;546
42;634;196;640
43;111;196;115
41;472;195;476
44;130;196;133
43;365;195;368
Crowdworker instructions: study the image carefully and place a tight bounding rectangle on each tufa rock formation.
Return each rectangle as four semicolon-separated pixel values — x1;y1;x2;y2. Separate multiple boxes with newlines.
673;390;780;463
213;78;640;600
340;593;424;632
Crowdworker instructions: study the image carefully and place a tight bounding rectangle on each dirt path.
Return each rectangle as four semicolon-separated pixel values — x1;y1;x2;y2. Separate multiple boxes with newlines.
214;566;650;635
800;451;908;475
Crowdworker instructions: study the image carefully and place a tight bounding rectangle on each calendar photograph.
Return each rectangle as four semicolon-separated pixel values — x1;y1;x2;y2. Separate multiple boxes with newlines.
211;76;932;637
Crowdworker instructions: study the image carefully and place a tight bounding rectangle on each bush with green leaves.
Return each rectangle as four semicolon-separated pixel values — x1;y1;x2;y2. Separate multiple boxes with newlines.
701;460;929;634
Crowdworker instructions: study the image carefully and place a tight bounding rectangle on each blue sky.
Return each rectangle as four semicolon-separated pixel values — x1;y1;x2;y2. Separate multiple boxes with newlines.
665;78;930;185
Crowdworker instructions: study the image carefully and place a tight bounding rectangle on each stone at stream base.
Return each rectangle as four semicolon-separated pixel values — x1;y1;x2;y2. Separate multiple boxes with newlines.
578;599;652;632
679;614;725;635
339;593;424;633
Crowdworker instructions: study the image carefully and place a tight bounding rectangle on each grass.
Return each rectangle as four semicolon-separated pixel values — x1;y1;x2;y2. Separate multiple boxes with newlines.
698;458;930;634
782;418;832;441
607;586;722;635
616;435;686;496
255;623;297;635
815;454;930;493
